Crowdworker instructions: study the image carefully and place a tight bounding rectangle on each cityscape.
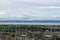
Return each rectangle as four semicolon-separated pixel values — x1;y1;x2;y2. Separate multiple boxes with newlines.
0;0;60;40
0;24;60;40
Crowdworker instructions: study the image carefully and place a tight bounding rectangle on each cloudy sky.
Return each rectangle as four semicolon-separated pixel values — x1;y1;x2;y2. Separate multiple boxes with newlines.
0;0;60;20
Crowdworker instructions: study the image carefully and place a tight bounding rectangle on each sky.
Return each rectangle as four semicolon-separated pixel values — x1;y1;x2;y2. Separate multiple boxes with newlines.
0;0;60;20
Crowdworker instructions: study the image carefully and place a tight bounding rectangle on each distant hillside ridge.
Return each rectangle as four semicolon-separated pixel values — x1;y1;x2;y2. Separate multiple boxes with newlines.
0;20;60;23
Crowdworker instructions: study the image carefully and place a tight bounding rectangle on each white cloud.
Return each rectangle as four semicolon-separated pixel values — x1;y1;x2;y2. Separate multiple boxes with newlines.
39;6;60;9
0;12;7;15
0;0;60;20
13;0;60;2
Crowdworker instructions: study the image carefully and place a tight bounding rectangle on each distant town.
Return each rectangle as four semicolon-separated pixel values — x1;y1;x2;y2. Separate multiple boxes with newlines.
0;24;60;40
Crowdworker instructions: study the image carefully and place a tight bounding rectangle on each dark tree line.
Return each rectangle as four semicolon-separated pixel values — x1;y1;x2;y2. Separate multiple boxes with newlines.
0;25;60;32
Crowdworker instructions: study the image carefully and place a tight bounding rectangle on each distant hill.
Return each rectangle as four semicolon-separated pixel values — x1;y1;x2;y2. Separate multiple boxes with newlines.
0;20;60;23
